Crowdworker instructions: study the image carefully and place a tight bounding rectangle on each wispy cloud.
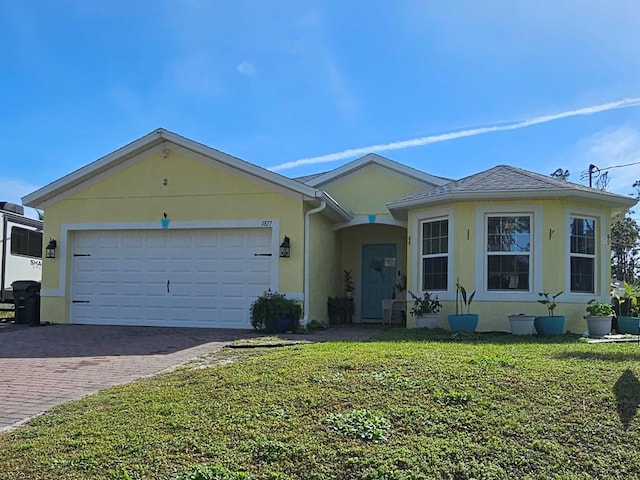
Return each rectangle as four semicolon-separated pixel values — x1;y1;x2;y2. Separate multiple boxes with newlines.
1;177;41;219
270;97;640;171
237;61;256;75
571;126;640;195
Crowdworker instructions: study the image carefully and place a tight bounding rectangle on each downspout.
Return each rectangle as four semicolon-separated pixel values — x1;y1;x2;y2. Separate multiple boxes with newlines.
301;199;326;325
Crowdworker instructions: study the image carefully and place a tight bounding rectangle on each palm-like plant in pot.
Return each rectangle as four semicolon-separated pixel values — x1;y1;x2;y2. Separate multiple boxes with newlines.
408;291;441;329
535;291;564;335
250;291;302;333
614;281;640;334
447;279;477;332
584;299;614;337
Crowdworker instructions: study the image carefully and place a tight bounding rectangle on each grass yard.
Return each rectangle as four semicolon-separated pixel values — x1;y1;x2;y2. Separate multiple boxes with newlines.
1;330;639;479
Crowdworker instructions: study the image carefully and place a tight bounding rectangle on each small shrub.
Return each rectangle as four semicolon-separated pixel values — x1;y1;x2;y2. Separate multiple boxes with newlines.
324;409;390;443
305;319;327;331
434;388;473;406
250;291;302;332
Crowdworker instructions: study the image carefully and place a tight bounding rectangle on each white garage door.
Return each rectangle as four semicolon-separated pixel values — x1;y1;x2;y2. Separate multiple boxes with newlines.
71;228;272;328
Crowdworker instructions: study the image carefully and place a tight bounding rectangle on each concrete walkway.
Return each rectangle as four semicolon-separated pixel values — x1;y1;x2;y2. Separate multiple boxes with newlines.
0;323;380;432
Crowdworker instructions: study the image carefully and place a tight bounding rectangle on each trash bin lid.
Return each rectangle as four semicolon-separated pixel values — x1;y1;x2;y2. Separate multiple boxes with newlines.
11;280;42;291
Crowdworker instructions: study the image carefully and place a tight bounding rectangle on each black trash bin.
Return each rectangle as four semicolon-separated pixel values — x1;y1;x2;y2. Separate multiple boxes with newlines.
11;280;41;325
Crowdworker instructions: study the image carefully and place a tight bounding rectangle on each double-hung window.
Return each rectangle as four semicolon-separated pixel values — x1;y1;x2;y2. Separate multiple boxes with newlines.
569;217;595;293
421;218;448;291
486;215;531;291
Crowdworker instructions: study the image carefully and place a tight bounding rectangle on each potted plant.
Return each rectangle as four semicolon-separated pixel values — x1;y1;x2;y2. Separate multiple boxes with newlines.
343;270;354;299
408;290;442;328
250;290;302;333
447;278;477;332
507;313;536;335
584;299;614;337
535;291;564;335
614;281;640;334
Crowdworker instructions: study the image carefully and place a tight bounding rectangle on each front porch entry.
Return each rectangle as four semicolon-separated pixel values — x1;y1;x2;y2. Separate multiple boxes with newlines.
361;243;397;319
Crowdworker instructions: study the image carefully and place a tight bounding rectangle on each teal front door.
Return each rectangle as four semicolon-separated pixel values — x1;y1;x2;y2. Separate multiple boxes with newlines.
361;244;397;319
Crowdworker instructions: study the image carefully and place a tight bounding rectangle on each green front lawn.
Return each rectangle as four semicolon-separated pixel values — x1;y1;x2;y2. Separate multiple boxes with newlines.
1;330;639;479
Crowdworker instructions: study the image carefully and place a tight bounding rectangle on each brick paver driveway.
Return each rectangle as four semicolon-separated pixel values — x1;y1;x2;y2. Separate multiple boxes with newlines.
0;324;262;432
0;323;380;433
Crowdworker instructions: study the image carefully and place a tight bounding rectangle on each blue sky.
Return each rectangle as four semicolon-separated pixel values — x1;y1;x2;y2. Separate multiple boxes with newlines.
3;1;640;215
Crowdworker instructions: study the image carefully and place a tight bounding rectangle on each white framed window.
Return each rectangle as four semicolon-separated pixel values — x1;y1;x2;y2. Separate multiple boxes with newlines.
421;218;448;291
569;216;595;293
486;215;531;291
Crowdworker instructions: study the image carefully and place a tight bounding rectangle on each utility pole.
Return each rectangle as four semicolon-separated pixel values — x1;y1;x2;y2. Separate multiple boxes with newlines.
588;164;597;188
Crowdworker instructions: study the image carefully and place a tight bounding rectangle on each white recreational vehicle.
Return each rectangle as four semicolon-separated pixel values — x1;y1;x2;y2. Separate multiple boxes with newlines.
0;202;43;303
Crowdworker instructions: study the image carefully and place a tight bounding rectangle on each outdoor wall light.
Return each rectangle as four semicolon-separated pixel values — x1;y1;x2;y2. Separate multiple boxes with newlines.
279;236;291;258
46;238;57;259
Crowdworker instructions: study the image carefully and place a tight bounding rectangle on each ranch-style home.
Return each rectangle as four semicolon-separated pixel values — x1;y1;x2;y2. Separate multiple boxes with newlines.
23;128;636;333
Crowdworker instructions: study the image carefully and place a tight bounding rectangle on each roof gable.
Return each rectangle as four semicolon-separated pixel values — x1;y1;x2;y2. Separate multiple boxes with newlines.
303;153;450;189
23;128;353;222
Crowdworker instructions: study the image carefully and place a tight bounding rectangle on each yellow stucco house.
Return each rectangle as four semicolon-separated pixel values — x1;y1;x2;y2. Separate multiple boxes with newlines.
23;129;636;333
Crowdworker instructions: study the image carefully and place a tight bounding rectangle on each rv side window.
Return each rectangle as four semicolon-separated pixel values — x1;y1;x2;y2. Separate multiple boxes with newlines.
10;227;43;259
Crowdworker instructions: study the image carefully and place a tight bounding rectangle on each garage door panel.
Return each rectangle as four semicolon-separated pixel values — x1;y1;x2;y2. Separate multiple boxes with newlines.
71;228;273;328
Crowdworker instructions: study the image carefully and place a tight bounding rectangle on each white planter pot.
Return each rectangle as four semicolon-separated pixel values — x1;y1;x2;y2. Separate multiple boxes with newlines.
508;314;536;335
415;313;439;329
585;315;613;337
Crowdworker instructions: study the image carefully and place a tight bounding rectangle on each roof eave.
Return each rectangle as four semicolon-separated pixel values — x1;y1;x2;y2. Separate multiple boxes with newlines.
387;188;638;215
316;191;353;222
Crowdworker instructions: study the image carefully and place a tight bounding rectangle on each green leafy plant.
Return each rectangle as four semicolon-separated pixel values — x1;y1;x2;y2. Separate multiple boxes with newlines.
454;278;476;315
172;463;253;479
537;291;563;316
613;281;640;317
586;299;615;317
324;409;390;443
304;319;327;331
250;291;302;332
408;291;442;316
434;388;473;406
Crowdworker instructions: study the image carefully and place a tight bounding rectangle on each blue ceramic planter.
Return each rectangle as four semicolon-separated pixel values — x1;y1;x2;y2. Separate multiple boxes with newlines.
617;316;640;334
534;316;565;336
275;314;292;333
448;314;478;332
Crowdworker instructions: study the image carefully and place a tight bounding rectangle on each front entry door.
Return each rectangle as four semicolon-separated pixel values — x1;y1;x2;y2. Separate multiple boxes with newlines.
361;243;397;318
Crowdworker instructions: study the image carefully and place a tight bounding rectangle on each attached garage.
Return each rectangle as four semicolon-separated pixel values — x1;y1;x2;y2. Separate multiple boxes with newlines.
70;228;273;328
23;129;351;328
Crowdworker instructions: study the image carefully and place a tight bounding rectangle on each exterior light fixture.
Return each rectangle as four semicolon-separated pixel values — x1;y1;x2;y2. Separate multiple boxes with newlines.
279;236;291;258
46;238;57;259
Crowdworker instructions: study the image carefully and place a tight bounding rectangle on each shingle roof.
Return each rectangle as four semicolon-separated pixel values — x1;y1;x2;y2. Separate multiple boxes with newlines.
387;164;637;211
293;172;327;183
